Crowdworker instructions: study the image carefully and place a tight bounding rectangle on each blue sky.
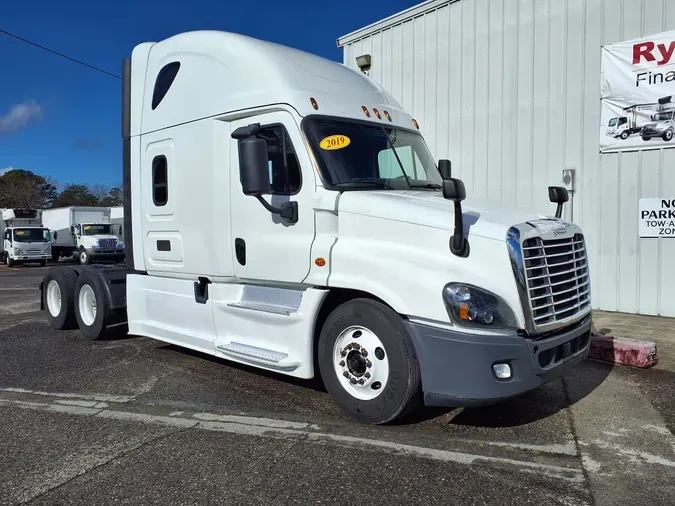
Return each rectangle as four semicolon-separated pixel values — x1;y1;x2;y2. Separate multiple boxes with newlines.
0;0;421;189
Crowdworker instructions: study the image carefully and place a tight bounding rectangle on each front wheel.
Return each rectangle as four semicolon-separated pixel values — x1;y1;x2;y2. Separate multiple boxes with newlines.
78;248;91;265
620;131;629;140
6;256;14;267
663;129;673;142
318;298;421;424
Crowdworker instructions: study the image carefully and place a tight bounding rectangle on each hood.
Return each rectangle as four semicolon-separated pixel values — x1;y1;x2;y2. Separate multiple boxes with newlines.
337;190;551;241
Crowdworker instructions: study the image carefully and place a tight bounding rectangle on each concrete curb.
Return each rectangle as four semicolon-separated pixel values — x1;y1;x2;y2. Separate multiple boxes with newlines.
588;330;658;368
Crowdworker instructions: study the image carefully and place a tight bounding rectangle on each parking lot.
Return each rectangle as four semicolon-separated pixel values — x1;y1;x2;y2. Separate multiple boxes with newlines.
1;264;674;505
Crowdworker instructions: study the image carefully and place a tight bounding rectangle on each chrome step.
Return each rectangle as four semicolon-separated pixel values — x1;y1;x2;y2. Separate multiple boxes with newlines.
216;342;298;371
227;300;297;315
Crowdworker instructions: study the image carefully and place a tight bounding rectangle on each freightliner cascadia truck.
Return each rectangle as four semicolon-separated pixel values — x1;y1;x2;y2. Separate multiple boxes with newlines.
40;31;592;424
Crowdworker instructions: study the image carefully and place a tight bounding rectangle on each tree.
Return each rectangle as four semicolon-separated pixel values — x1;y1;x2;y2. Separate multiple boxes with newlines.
99;186;123;206
89;184;111;203
0;169;58;208
52;184;99;207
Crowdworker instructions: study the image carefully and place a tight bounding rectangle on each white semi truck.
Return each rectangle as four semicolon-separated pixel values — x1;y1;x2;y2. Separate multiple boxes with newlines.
1;208;52;267
39;31;592;424
41;206;125;265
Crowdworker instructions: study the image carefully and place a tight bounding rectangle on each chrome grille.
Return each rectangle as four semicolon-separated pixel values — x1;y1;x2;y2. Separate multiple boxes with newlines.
521;233;590;328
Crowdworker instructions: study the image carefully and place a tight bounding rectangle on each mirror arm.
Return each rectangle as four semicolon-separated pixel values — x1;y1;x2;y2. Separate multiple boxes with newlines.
254;195;298;223
555;203;564;219
450;201;469;257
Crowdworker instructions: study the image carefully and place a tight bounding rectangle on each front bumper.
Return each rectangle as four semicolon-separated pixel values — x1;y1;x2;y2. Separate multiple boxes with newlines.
405;315;591;407
13;254;50;261
87;248;125;257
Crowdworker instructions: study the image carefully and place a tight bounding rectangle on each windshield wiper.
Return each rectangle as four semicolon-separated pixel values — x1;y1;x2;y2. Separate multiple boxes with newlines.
335;178;395;190
409;183;441;190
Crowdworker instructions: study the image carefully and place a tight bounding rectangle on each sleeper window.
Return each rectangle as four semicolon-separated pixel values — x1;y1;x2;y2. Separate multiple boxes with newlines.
256;125;301;195
152;155;168;206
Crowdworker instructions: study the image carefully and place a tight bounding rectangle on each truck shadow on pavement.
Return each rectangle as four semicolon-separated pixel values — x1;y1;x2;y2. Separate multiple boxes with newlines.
157;341;613;427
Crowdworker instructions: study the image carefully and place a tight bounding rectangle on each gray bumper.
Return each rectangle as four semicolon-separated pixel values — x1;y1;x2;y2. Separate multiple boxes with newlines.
404;316;591;407
87;248;125;257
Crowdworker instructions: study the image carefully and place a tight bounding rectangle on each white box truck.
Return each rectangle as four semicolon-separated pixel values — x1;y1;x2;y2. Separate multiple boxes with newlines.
110;206;124;242
41;206;125;264
39;31;592;424
1;208;52;267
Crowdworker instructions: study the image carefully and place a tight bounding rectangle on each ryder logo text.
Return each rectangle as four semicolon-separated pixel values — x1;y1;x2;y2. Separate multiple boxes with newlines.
633;40;675;66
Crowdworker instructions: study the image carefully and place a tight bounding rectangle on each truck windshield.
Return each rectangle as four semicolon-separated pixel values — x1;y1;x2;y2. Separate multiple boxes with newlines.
82;224;113;235
13;228;50;242
302;117;443;191
608;118;618;126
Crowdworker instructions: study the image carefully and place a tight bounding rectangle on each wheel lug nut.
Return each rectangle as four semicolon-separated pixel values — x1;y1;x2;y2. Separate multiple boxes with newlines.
350;378;357;384
366;360;372;368
339;360;345;367
353;343;361;350
365;372;371;379
343;371;350;378
361;349;368;357
340;351;346;357
358;379;365;385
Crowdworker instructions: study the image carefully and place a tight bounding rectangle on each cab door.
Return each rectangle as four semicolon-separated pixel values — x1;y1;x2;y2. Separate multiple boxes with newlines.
229;111;316;284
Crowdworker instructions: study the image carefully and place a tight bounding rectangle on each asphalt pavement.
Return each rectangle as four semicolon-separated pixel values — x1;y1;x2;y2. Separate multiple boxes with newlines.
1;264;674;505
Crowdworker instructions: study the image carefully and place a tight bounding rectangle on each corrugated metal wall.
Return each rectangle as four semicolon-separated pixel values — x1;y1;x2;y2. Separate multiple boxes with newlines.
340;0;675;317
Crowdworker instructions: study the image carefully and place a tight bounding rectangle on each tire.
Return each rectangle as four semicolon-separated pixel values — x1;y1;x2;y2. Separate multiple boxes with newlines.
40;260;46;267
664;130;673;142
78;247;91;265
73;271;110;340
43;267;79;330
51;250;60;262
642;136;651;141
620;131;629;140
7;256;14;267
317;298;421;425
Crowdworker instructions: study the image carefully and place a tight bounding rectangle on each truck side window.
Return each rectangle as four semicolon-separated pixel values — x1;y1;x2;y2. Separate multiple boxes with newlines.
152;155;168;206
151;62;181;110
257;125;301;195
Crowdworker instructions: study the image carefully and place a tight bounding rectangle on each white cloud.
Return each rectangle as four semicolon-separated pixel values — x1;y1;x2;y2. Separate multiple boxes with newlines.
0;167;13;176
0;100;42;134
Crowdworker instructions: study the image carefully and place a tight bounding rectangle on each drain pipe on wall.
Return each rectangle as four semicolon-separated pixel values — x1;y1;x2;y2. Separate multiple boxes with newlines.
563;168;576;223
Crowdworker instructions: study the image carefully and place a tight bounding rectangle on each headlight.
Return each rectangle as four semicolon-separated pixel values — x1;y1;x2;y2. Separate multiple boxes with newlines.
443;283;519;329
14;247;21;254
117;241;125;248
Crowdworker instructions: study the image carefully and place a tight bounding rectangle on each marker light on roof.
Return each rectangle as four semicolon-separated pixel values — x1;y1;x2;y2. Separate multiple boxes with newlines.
412;119;420;129
310;97;319;110
373;108;381;119
362;106;370;117
384;110;392;121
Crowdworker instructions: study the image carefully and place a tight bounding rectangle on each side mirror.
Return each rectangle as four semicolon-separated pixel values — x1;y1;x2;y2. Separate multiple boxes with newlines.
238;137;271;196
231;123;298;223
548;186;569;219
438;159;452;179
70;226;75;234
442;178;466;202
53;231;58;240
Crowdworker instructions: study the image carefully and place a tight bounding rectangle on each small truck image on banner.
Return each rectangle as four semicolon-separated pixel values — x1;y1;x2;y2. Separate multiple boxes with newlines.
600;29;675;152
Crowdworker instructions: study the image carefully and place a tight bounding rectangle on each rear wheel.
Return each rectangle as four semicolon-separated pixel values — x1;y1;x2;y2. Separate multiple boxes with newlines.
74;271;111;340
318;298;421;424
43;267;79;330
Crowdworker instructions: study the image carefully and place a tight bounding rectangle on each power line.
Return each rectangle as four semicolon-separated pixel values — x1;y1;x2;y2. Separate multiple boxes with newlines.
0;28;121;79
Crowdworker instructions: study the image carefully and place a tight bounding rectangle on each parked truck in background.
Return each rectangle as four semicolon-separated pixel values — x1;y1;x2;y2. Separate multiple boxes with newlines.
39;31;592;424
1;208;51;267
41;206;125;265
110;206;124;242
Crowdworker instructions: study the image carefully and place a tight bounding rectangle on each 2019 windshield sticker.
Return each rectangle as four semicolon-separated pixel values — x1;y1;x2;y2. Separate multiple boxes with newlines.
319;135;351;150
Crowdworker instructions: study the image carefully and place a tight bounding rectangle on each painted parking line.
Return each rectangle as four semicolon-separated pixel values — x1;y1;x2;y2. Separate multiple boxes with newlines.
0;266;20;271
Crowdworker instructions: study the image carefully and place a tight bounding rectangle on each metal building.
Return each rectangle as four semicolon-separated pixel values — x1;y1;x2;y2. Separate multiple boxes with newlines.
338;0;675;317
